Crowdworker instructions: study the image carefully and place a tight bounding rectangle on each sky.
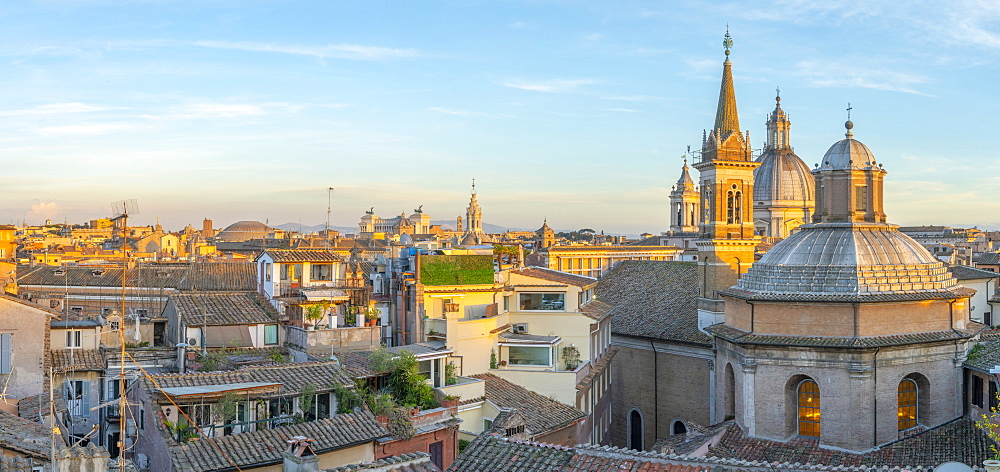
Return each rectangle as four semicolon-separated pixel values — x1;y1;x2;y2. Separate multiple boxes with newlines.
1;0;999;235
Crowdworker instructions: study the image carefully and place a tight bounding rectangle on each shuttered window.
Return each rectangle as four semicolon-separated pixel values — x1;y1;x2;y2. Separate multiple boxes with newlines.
0;334;10;374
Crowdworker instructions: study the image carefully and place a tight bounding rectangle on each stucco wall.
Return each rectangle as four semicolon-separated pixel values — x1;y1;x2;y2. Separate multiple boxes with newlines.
0;296;52;399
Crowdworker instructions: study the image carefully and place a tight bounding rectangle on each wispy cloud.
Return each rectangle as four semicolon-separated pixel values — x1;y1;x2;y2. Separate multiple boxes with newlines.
585;33;604;41
427;107;489;117
600;95;662;102
0;102;117;117
508;21;528;29
601;108;638;113
502;78;603;93
38;123;135;135
795;60;931;96
192;40;419;61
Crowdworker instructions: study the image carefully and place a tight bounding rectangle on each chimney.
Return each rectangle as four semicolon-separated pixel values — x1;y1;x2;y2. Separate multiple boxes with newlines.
282;436;319;472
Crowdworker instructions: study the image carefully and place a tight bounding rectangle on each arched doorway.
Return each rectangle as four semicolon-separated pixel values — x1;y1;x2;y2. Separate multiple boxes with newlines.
628;409;643;450
797;379;821;437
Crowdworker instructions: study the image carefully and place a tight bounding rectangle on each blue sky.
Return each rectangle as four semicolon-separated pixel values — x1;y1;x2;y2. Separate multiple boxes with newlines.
1;0;998;234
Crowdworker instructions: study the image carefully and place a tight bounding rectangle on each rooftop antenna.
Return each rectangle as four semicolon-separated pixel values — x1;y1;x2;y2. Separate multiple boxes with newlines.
110;199;137;471
326;187;334;248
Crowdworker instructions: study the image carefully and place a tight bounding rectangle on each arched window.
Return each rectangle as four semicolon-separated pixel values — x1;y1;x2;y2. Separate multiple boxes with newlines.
898;379;918;430
797;379;820;437
628;409;643;450
724;363;736;419
672;420;687;435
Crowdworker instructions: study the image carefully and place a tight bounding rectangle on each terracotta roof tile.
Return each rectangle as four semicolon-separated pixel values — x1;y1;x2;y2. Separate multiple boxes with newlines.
470;374;586;437
596;261;709;346
708;322;985;348
169;412;389;472
512;267;597;288
0;410;49;460
169;292;278;325
17;262;256;292
949;265;1000;280
702;417;992;468
579;300;613;321
144;361;353;397
326;452;443;472
263;249;344;263
50;349;105;371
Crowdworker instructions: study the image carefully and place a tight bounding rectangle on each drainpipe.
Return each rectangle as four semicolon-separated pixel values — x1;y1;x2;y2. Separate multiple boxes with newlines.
649;340;659;440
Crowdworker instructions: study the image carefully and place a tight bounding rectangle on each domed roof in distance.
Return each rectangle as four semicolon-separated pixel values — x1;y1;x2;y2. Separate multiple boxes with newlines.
820;135;878;170
753;149;814;203
216;220;274;242
733;223;960;298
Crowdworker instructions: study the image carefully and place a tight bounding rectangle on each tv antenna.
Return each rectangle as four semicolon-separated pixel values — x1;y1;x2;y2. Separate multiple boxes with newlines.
109;199;138;470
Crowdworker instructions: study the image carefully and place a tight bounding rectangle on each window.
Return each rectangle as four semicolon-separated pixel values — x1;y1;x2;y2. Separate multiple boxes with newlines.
797;379;820;437
507;346;552;366
140;409;145;431
65;380;91;417
628;409;643;450
109;320;120;331
992;380;998;410
0;333;10;374
897;379;918;430
518;293;565;311
264;325;278;345
417;360;432;381
311;264;332;281
263;262;272;282
973;374;985;408
483;418;493;430
66;330;82;348
854;186;867;212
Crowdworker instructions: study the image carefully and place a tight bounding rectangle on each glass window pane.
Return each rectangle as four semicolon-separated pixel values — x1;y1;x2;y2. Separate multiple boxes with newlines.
797;380;820;438
507;346;552;366
518;293;565;311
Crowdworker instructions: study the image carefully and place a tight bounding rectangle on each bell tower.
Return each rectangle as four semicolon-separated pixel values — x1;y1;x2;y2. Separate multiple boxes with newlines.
693;29;761;329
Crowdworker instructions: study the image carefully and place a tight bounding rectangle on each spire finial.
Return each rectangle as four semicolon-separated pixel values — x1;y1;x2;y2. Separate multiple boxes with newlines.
775;86;781;104
723;25;733;58
471;178;476;194
845;103;854;139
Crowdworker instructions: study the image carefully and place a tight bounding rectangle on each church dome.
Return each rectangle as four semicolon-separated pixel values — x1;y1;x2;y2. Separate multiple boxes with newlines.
820;124;878;170
216;220;273;242
753;149;814;203
735;223;958;297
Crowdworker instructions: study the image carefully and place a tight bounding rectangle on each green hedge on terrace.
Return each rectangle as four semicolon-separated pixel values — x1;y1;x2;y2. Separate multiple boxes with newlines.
419;255;494;286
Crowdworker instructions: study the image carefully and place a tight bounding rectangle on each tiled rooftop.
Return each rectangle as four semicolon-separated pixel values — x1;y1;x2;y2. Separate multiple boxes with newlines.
949;265;1000;280
0;410;50;460
143;360;353;397
595;261;708;346
965;339;1000;373
709;322;985;348
169;412;389;472
17;262;256;292
512;267;597;288
470;374;586;437
977;252;1000;265
169;292;278;325
721;286;977;303
262;249;344;263
579;299;614;321
700;418;992;468
326;452;442;472
50;348;106;371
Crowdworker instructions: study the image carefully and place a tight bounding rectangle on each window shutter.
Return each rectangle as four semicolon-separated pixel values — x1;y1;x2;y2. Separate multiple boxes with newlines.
0;334;10;374
81;381;91;417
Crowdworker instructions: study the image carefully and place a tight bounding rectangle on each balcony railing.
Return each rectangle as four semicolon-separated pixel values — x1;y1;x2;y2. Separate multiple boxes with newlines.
278;279;364;297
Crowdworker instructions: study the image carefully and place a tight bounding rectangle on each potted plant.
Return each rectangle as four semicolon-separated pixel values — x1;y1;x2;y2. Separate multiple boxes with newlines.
345;307;358;327
304;303;327;329
975;390;1000;471
365;307;380;326
441;395;460;408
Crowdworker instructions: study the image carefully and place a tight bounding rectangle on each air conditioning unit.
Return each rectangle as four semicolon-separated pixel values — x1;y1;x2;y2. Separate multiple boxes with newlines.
136;453;150;470
188;338;199;346
126;419;137;436
512;323;528;334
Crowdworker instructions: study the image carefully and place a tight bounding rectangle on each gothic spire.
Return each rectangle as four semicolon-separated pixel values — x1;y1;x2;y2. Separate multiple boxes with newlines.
714;28;740;136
